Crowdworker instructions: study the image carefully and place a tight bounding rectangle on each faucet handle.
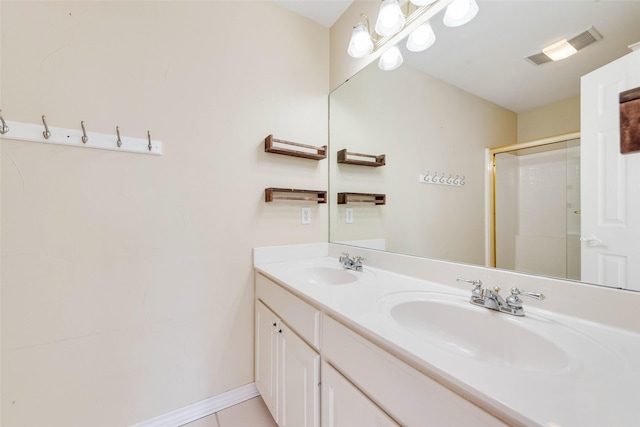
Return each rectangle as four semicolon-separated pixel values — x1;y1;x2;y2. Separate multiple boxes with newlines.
457;277;484;298
457;277;483;287
506;287;545;309
510;287;545;300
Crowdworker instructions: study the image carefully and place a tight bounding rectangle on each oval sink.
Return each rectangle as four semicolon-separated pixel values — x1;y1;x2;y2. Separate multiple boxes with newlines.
382;293;572;373
290;266;359;285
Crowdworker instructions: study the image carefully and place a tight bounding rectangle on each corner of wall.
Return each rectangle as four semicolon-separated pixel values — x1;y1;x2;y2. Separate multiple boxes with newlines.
516;96;580;143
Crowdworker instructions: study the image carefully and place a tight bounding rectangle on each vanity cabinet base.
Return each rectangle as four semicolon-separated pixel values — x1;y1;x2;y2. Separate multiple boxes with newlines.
255;272;508;427
322;315;509;427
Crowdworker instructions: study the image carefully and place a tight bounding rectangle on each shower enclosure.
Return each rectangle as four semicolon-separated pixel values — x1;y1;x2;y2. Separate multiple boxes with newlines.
492;137;581;280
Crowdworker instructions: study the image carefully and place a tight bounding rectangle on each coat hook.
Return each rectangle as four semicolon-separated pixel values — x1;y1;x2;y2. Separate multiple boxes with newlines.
42;115;51;139
147;131;152;151
0;109;9;134
460;176;466;186
116;126;122;147
80;121;89;144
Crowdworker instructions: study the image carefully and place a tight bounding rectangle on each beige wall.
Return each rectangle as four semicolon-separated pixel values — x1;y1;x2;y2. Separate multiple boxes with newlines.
330;63;516;265
517;96;580;143
1;2;328;426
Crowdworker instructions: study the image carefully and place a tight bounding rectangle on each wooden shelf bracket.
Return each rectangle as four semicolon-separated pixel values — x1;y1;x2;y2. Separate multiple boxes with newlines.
337;192;386;205
264;134;327;160
337;149;385;167
265;188;327;204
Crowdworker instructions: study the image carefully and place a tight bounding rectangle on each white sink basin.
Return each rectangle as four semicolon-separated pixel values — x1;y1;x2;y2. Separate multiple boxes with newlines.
380;292;575;373
287;265;361;285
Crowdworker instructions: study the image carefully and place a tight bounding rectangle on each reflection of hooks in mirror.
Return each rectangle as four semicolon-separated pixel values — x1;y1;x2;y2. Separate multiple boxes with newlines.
420;171;465;186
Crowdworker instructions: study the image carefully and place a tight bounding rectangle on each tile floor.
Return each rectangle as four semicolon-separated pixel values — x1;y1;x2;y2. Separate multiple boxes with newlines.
181;396;277;427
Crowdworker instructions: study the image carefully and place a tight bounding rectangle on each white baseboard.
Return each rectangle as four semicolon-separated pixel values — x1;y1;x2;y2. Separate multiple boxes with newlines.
131;383;260;427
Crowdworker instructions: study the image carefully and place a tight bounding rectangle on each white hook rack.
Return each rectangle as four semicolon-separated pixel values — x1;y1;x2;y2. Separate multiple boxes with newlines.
419;172;465;187
0;120;162;155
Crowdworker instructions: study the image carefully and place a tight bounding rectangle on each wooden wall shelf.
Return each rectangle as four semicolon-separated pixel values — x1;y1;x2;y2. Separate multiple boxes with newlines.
265;188;327;204
264;134;327;160
337;149;385;167
337;192;386;205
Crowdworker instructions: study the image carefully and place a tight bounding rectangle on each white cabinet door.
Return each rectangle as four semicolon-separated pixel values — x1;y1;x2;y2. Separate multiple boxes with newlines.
256;298;320;427
255;301;279;422
279;325;320;427
321;362;399;427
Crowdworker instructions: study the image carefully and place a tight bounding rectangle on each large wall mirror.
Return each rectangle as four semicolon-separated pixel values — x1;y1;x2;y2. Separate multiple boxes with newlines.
329;0;640;292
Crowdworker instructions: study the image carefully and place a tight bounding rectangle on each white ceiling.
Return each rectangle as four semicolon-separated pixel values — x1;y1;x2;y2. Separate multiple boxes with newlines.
274;0;353;28
276;0;640;113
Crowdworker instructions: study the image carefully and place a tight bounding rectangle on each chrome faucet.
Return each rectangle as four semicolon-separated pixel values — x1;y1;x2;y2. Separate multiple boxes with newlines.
457;278;545;316
339;252;365;271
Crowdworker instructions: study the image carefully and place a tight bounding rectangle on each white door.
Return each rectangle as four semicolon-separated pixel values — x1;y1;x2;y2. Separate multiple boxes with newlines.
255;301;279;422
581;49;640;290
279;325;320;427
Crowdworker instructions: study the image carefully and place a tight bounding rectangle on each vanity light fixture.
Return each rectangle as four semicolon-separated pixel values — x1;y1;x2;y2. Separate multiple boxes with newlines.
378;46;404;71
542;38;578;61
443;0;479;27
348;0;479;70
406;21;436;52
375;0;406;37
348;15;375;58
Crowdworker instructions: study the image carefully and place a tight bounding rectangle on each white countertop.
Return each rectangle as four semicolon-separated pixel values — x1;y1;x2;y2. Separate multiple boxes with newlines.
255;256;640;427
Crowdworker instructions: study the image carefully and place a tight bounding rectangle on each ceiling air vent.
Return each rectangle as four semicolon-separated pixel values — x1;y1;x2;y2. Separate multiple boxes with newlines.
569;26;603;50
526;26;603;66
526;52;553;66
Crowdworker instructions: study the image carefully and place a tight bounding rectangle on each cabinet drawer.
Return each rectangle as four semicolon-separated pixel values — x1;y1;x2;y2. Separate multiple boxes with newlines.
256;273;321;350
322;315;508;427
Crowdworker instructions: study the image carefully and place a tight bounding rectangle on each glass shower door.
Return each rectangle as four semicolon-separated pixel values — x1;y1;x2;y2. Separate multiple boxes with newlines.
494;138;580;280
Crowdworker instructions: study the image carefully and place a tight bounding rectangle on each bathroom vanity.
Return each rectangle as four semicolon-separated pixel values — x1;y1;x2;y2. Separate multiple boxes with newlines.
254;244;640;427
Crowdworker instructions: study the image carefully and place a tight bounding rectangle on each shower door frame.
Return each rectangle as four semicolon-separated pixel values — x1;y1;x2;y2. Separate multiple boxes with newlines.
487;131;581;268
